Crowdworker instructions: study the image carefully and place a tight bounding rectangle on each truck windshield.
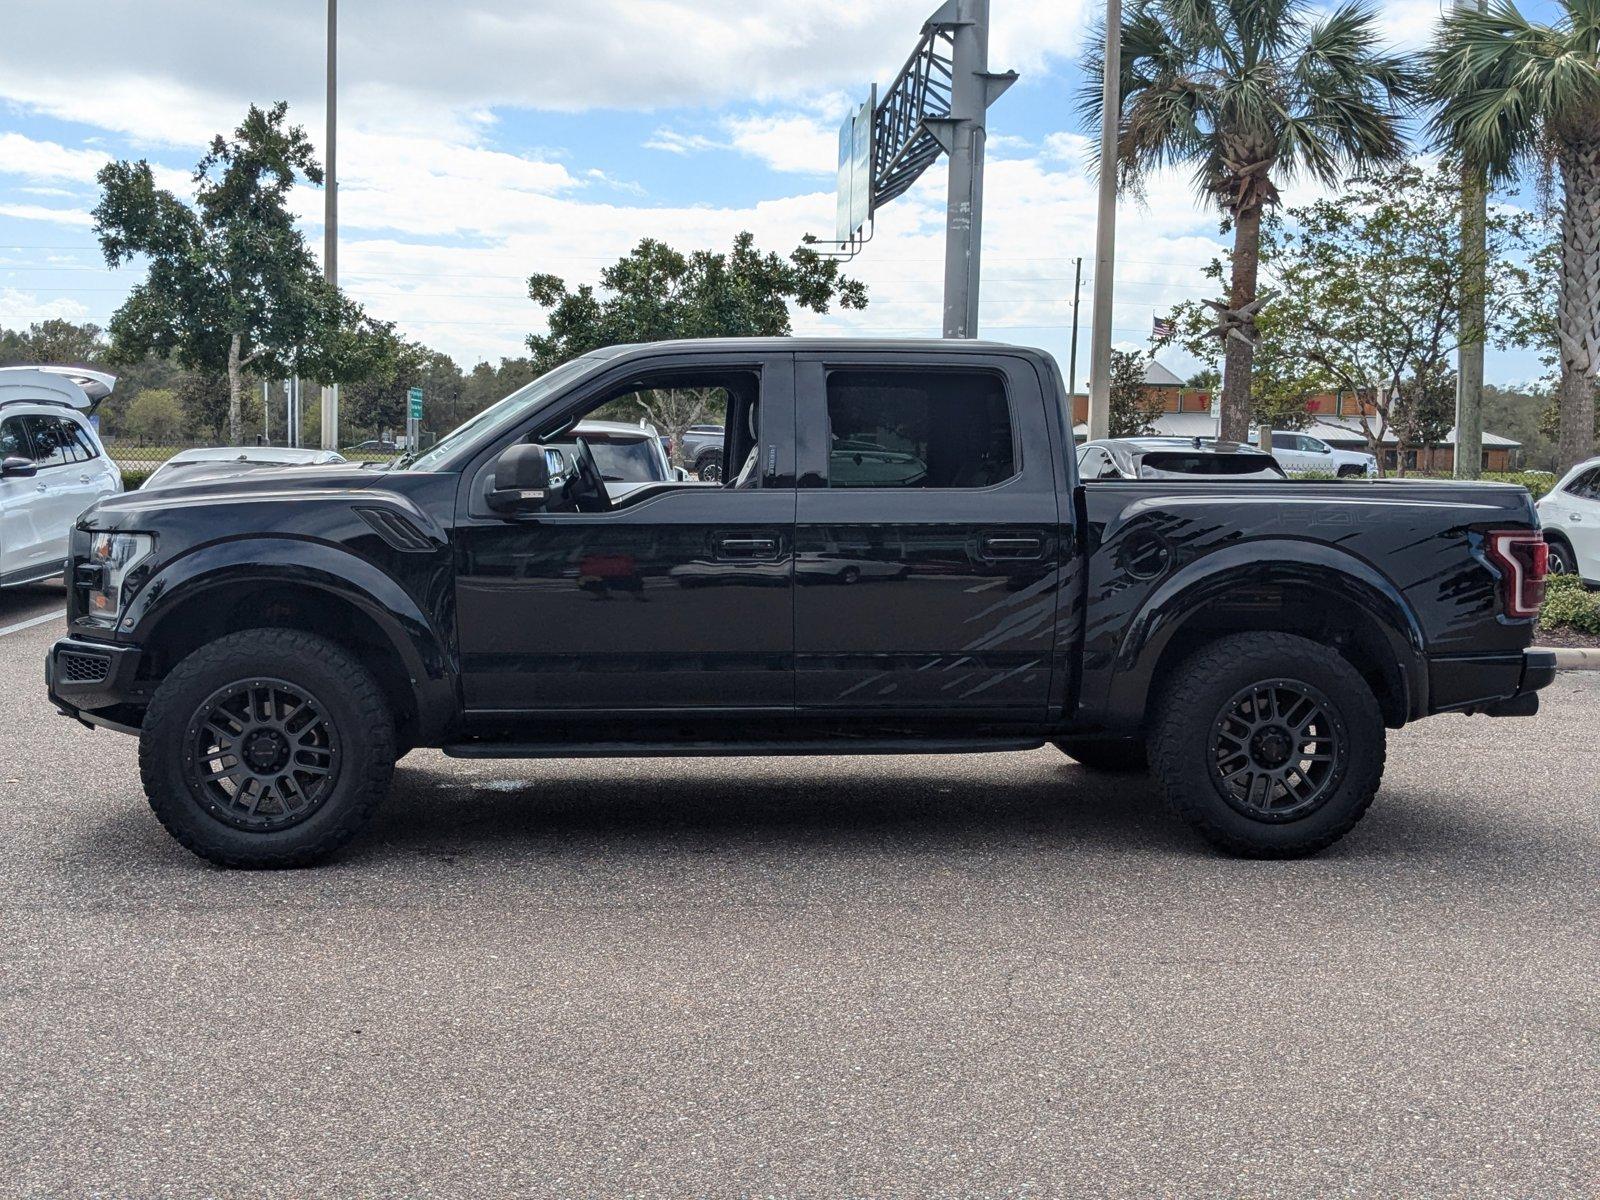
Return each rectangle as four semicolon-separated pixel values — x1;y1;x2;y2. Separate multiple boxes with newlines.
401;350;618;473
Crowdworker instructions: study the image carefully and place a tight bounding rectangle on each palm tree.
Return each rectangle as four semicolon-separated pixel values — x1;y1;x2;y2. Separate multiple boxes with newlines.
1083;0;1412;442
1430;1;1600;471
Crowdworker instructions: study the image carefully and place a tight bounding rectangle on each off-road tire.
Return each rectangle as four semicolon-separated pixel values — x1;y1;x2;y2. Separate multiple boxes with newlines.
1149;632;1386;858
139;628;395;868
1055;736;1148;773
695;453;723;482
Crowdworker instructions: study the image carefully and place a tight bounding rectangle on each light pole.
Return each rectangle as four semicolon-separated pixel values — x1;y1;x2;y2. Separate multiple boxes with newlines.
1086;0;1120;441
319;0;340;451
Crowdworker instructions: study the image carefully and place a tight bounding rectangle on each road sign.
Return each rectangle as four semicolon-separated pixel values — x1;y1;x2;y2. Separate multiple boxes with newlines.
834;87;876;244
407;387;424;420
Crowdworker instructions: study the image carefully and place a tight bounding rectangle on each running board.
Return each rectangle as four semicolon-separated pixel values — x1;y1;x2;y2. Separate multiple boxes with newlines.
441;736;1045;760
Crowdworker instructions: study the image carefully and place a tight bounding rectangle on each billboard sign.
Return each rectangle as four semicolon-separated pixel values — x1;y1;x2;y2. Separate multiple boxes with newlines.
835;87;876;243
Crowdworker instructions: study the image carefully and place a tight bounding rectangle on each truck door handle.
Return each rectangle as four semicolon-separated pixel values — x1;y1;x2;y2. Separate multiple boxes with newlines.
714;534;779;559
981;534;1045;560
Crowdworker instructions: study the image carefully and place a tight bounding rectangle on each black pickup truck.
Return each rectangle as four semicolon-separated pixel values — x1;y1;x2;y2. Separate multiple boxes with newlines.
47;339;1555;867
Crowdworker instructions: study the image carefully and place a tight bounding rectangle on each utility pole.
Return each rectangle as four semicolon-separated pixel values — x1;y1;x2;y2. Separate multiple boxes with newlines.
1086;0;1121;441
939;0;999;338
319;0;340;451
1454;0;1488;480
1068;256;1083;399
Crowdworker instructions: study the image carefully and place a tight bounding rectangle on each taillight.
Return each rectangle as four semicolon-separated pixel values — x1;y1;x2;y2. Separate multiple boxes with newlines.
1484;530;1548;619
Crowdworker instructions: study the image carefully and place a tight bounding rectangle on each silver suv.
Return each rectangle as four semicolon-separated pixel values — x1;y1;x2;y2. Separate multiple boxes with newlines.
0;367;124;587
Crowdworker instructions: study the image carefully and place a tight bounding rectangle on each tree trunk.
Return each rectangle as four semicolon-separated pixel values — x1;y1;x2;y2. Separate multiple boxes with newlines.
226;332;244;446
1556;141;1600;471
1455;157;1487;480
1218;203;1263;443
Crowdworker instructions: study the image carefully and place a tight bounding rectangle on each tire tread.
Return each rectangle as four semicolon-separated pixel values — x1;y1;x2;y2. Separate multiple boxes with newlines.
138;628;394;868
1148;632;1386;858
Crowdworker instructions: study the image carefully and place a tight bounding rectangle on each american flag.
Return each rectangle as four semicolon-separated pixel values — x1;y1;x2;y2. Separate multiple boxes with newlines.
1152;316;1176;340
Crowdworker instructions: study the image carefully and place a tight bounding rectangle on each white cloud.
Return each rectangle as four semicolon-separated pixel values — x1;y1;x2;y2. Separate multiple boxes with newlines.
644;129;723;156
647;111;840;175
724;114;839;174
1373;0;1443;49
0;1;1085;151
0;132;108;184
0;287;92;326
0;203;95;227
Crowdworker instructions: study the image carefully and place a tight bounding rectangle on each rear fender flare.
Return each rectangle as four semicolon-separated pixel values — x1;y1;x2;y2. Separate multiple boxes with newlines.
1100;539;1428;728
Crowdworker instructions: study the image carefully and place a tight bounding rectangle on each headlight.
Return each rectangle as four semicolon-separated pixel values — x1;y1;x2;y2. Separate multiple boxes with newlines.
86;532;155;621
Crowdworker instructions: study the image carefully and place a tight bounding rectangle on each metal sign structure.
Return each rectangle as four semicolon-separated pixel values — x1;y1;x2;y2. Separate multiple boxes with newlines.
814;0;1015;338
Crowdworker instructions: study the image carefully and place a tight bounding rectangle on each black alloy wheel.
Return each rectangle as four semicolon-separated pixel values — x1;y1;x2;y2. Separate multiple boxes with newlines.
1149;632;1385;858
1208;679;1346;822
185;678;340;831
140;627;394;867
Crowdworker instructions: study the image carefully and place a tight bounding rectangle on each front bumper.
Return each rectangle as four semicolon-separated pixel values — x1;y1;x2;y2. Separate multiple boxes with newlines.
46;637;148;734
1428;648;1558;718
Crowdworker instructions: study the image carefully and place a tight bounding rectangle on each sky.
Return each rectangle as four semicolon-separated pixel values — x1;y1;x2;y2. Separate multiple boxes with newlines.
0;0;1570;391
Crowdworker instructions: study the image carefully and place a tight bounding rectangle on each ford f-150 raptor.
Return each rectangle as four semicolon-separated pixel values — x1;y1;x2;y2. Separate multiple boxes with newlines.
46;339;1555;866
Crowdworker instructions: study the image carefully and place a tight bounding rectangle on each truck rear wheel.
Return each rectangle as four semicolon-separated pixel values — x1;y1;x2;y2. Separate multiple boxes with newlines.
1149;633;1385;858
138;628;395;868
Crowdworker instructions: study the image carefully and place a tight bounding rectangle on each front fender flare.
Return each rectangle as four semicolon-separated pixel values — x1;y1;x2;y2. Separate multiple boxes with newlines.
125;537;457;741
1098;539;1428;729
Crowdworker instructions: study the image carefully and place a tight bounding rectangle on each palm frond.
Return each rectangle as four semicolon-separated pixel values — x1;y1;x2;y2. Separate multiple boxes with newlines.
1079;0;1410;212
1427;0;1600;180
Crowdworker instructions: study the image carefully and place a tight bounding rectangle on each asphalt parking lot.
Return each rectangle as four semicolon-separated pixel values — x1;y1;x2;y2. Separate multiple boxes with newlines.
2;580;1597;1197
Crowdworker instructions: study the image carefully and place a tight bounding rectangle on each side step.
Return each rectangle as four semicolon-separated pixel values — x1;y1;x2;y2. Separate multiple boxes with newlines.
441;737;1045;760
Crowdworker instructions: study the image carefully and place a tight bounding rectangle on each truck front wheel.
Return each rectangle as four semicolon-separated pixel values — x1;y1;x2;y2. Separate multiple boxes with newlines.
1149;633;1385;858
138;628;395;868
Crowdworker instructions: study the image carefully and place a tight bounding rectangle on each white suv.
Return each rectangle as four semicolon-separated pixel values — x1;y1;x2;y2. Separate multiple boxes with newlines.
1269;431;1377;477
0;367;124;588
1537;456;1600;583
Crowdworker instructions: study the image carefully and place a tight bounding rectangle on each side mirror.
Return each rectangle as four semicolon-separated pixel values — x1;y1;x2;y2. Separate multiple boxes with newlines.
1;455;37;479
487;443;569;513
674;466;690;482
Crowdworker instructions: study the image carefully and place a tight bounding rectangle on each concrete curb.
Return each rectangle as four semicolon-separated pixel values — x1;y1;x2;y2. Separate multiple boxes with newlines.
1537;647;1600;671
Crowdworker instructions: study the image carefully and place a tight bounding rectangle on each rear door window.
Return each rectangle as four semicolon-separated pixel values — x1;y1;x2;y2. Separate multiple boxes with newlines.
20;416;76;468
1567;467;1600;500
825;369;1015;489
0;416;33;461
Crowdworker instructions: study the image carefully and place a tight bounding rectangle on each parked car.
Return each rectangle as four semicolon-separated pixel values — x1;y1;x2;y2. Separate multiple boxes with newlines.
1266;431;1377;477
1078;437;1288;481
0;367;123;588
1536;456;1600;582
140;446;347;491
679;424;726;481
345;438;399;453
48;338;1553;868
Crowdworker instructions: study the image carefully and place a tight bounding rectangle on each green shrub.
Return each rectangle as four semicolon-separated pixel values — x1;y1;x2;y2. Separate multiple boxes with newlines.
1483;470;1557;500
121;469;151;491
1540;572;1600;634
